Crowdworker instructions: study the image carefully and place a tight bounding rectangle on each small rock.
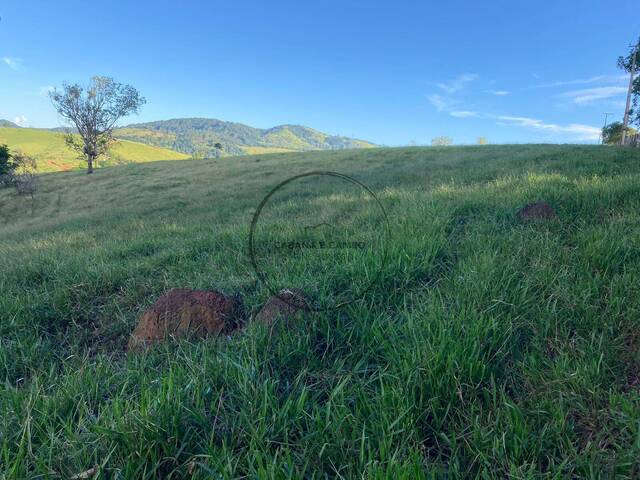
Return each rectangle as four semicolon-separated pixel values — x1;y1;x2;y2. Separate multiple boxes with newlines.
254;288;311;326
518;201;556;221
128;288;244;351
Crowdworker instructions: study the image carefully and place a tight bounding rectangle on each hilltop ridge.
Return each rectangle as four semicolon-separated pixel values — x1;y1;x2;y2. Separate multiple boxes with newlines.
115;117;376;157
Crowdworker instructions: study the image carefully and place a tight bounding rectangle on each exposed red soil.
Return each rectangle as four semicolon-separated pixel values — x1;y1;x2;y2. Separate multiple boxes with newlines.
48;160;73;172
128;288;244;351
517;201;556;221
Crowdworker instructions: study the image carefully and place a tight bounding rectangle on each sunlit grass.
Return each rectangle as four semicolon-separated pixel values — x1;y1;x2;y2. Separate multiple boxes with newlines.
0;145;639;478
0;127;189;173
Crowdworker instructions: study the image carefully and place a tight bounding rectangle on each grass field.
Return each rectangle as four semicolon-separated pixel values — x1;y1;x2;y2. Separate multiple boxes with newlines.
0;127;189;172
1;145;639;478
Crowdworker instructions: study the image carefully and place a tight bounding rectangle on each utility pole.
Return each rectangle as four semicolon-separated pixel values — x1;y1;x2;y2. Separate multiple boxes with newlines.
601;112;614;144
621;43;638;145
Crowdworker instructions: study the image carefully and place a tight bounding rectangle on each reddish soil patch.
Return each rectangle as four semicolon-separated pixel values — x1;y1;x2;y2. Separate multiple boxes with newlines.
128;289;244;351
517;201;556;221
254;288;311;326
48;161;73;172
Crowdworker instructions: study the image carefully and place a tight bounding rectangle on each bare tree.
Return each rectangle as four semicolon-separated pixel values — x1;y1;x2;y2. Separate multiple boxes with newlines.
431;136;453;146
50;76;145;173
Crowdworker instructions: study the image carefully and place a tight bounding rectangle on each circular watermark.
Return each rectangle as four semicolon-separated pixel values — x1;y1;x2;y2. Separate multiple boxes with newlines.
249;171;390;311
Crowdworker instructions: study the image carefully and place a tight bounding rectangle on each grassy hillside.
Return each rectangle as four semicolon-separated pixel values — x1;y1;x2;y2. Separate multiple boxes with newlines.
0;127;190;172
115;118;377;157
1;145;639;478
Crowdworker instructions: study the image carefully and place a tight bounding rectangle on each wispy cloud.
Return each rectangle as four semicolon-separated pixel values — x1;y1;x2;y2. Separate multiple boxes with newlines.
560;86;626;105
2;57;24;71
533;75;627;89
437;108;601;140
487;90;510;96
436;73;479;94
427;94;450;112
427;73;601;141
495;115;600;140
449;110;480;118
427;74;479;114
14;115;29;127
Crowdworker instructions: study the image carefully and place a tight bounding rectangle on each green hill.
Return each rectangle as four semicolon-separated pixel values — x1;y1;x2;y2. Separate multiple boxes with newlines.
1;145;639;477
0;126;190;172
0;119;21;128
115;117;377;157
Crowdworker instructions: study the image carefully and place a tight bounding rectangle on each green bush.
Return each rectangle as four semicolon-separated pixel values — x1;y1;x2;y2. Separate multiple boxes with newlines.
0;146;38;194
602;121;637;145
0;144;16;177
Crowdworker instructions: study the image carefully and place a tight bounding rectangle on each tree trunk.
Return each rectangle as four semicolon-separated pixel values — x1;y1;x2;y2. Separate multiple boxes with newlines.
87;154;94;174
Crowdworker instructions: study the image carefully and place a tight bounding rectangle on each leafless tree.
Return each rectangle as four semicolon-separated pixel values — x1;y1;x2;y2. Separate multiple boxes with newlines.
50;76;145;173
431;136;453;146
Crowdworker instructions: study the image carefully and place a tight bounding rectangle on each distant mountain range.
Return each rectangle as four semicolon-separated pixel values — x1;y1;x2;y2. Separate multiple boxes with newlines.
1;117;376;171
48;118;375;156
113;118;376;157
0;119;21;128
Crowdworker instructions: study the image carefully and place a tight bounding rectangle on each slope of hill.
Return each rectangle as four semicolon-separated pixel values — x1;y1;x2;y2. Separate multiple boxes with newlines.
1;145;639;478
0;127;189;172
0;119;21;128
115;117;376;157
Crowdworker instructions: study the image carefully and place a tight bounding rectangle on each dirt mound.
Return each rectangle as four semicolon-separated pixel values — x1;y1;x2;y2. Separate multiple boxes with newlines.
128;289;244;351
518;201;556;221
254;288;311;326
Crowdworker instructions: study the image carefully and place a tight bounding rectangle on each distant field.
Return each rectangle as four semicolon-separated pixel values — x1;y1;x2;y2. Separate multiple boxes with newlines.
0;127;190;172
240;145;296;155
1;145;639;478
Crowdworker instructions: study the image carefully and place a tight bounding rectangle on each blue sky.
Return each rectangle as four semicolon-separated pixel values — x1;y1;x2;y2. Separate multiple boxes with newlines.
0;1;638;145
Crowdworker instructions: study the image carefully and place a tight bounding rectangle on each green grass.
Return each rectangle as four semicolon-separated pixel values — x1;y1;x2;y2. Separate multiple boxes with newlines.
1;145;639;478
0;127;190;172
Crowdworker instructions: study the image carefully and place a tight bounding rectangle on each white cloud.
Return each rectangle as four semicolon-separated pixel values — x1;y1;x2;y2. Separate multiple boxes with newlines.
495;115;600;140
426;74;601;141
496;116;549;128
39;85;55;96
2;57;24;71
561;86;627;105
428;75;478;114
14;115;29;127
427;94;449;112
436;73;479;94
533;75;627;89
450;110;480;118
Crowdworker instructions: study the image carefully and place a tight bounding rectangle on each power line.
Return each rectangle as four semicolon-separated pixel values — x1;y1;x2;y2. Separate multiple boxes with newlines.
600;112;614;144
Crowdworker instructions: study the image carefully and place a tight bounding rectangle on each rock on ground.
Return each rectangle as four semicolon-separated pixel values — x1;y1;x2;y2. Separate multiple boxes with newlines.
254;288;311;326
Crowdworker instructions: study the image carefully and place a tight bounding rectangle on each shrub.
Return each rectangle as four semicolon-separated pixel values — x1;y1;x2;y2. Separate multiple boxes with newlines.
14;170;38;196
0;144;16;177
602;121;637;145
0;148;38;195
